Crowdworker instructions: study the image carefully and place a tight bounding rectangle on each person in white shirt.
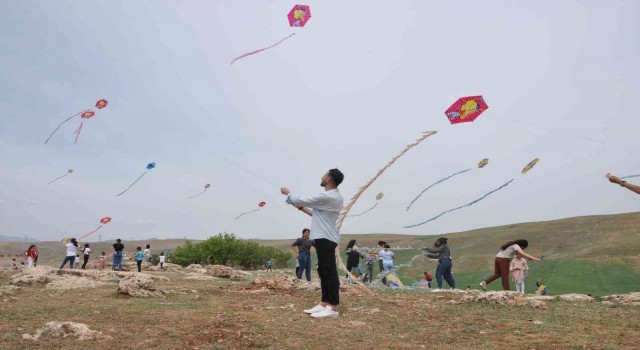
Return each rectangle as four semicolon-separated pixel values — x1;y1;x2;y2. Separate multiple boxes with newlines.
281;168;344;319
59;238;78;269
480;239;541;291
378;244;395;272
159;251;166;270
143;244;151;265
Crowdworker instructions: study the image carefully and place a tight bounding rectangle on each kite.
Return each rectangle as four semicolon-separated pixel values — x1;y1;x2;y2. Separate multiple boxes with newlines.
521;158;539;174
406;158;490;212
288;4;311;27
330;131;437;295
230;5;310;64
47;169;74;185
445;96;489;124
116;162;156;197
404;158;540;228
77;217;112;240
189;183;211;199
44;99;109;144
235;201;266;220
348;192;384;217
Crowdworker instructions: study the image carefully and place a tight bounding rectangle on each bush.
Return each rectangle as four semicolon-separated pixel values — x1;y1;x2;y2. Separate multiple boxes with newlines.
171;233;292;269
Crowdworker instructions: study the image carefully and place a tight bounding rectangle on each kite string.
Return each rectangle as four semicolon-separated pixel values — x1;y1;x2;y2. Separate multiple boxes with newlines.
116;171;147;197
213;154;280;188
231;33;296;65
333;131;437;295
235;208;261;220
189;190;207;199
404;179;514;228
73;121;84;144
347;202;378;218
406;168;472;211
47;173;69;185
44;110;88;144
77;225;102;241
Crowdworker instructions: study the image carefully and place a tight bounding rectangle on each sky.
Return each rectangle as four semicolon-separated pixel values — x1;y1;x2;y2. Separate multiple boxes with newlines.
1;0;639;242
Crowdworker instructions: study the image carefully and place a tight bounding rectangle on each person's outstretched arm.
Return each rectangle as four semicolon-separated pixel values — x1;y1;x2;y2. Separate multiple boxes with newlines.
607;173;640;195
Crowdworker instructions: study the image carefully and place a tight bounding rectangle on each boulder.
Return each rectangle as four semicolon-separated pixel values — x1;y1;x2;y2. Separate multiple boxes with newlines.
557;293;595;302
230;270;253;281
22;321;111;341
207;265;234;278
117;275;161;297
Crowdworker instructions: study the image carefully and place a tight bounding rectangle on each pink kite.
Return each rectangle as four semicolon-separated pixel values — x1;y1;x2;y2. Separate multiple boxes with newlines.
445;96;489;124
44;99;109;144
288;5;311;27
78;217;112;240
230;5;311;64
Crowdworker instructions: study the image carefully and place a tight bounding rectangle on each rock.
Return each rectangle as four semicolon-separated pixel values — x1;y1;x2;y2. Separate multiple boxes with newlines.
0;285;21;296
461;291;547;309
11;271;52;286
117;275;161;297
207;265;234;278
185;274;216;281
23;321;111;341
600;292;640;306
557;294;595;302
45;275;107;291
230;270;253;281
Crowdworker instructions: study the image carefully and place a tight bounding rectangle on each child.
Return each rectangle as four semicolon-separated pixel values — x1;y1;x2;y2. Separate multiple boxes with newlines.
361;249;376;285
422;271;433;288
74;254;81;269
266;258;273;272
98;252;106;270
159;251;165;270
135;247;144;272
510;252;529;294
81;243;91;269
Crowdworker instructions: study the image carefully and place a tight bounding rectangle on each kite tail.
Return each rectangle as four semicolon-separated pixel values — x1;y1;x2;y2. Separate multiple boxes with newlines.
235;208;261;220
406;168;472;211
116;171;147;197
78;225;102;240
73;121;84;144
47;173;69;185
44;110;86;144
404;179;514;228
333;131;437;295
347;202;378;218
230;33;296;65
621;174;640;180
189;190;207;199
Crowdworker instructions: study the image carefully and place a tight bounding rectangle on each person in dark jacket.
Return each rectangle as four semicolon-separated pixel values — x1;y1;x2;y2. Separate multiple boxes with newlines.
424;237;455;290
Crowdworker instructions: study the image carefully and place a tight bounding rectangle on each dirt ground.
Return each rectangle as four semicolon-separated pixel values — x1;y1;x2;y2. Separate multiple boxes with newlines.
0;267;639;350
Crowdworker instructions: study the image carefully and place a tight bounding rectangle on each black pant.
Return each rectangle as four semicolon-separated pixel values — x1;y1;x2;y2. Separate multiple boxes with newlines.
136;260;142;272
81;254;90;269
315;238;339;306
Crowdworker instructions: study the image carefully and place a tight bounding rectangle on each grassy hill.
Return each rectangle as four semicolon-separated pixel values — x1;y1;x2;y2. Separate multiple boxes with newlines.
3;212;639;295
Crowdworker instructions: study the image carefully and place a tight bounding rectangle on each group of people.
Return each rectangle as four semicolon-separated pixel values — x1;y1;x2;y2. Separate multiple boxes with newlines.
58;238;164;272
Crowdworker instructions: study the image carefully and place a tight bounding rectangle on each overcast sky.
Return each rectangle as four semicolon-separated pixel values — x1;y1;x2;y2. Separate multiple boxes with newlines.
1;0;639;242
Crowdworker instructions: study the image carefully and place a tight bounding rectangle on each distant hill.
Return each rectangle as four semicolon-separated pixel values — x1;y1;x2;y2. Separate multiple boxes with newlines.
0;235;39;243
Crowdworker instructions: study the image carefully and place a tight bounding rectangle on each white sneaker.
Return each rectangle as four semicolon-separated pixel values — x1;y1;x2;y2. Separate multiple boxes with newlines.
310;306;339;318
303;304;325;314
479;281;487;291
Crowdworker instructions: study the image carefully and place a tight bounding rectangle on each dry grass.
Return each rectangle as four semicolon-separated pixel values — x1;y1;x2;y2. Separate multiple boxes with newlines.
0;267;639;350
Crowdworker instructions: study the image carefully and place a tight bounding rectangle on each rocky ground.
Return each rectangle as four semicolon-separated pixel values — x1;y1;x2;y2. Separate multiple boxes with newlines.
0;264;639;349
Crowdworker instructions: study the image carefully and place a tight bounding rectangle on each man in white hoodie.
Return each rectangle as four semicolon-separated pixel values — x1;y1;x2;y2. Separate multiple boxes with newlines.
281;168;344;318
